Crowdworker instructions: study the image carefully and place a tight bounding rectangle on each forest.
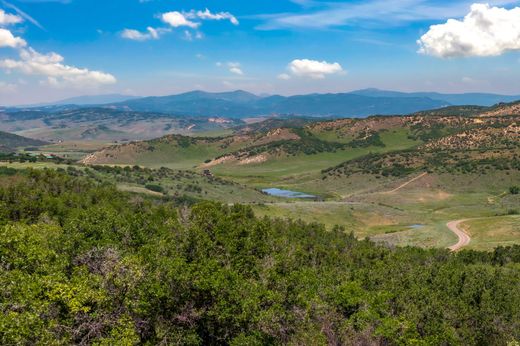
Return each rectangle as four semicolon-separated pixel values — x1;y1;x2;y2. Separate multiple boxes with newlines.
0;169;519;345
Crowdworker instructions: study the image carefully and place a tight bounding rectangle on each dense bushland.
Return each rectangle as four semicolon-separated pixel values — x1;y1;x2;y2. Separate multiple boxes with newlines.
0;169;519;345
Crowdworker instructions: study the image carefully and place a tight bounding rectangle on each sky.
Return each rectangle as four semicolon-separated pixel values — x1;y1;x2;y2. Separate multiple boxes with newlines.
1;0;520;105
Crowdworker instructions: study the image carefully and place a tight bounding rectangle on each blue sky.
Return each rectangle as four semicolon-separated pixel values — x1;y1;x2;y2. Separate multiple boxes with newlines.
1;0;520;105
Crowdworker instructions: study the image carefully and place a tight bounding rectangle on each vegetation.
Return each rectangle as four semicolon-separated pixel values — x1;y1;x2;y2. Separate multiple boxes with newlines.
0;131;48;153
0;169;519;345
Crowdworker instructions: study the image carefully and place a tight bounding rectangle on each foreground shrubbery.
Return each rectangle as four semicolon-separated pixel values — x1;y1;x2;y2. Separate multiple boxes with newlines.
0;169;519;345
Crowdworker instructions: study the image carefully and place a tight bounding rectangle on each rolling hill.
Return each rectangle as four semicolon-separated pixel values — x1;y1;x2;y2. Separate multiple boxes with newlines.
0;108;242;142
80;101;520;190
0;131;48;153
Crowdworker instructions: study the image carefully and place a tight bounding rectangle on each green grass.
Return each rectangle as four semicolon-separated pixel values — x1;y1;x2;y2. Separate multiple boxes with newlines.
21;141;113;161
0;161;71;170
460;216;520;251
212;129;421;188
251;170;519;249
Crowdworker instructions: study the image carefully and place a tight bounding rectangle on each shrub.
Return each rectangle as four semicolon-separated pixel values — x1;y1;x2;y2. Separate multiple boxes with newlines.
145;184;164;193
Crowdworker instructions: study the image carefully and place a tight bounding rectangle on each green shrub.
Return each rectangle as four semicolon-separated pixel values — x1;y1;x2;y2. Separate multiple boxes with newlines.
145;184;164;193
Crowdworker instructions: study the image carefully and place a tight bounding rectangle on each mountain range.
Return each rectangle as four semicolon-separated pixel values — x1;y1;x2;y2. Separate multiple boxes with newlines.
103;90;440;118
7;89;520;119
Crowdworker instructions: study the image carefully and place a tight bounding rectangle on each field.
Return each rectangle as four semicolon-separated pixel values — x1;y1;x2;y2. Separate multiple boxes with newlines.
460;216;520;251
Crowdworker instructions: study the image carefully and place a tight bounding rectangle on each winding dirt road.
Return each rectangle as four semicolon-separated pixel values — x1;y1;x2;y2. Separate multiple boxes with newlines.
447;219;471;251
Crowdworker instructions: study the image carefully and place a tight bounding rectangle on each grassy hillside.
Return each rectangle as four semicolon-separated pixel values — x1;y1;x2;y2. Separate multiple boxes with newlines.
0;108;241;142
0;131;48;153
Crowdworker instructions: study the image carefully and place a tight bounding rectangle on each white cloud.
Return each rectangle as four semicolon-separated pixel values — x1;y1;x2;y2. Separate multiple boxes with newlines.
217;62;244;75
227;62;243;75
121;27;169;41
418;3;520;58
126;8;238;42
0;9;23;26
1;1;44;30
191;9;239;25
258;0;519;30
161;11;200;29
287;59;343;79
229;66;243;75
0;28;26;48
0;48;116;88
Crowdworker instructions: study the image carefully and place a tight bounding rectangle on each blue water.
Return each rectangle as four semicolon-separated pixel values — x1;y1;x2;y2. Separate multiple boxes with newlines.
262;188;316;199
409;224;425;229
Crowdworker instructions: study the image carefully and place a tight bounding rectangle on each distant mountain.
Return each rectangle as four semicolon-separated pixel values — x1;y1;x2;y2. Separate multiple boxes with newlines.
21;94;141;108
111;90;261;117
0;131;48;153
351;88;520;106
110;90;447;118
9;89;520;119
257;93;448;117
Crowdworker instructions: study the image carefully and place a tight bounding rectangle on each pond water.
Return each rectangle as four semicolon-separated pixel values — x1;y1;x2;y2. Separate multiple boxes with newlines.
409;224;425;229
262;188;316;199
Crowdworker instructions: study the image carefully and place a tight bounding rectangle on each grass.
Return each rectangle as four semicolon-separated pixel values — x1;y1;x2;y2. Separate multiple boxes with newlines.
212;129;422;188
0;161;71;170
22;141;113;161
251;170;519;249
460;216;520;251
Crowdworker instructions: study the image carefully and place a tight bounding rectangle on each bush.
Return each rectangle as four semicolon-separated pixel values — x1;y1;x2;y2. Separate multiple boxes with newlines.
510;186;520;195
145;184;164;193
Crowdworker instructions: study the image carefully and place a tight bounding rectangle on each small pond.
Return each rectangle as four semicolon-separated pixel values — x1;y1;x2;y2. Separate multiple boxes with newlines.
409;224;425;229
262;188;317;199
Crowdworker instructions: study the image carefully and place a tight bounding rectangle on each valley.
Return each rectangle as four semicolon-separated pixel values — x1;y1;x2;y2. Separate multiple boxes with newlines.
1;99;518;251
4;2;520;342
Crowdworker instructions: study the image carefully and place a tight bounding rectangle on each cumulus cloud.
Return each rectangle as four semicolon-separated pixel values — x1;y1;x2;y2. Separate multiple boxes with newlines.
124;8;238;42
121;27;170;41
161;11;200;28
418;3;520;58
0;48;117;87
227;62;243;75
287;59;343;79
0;28;26;48
0;9;23;25
217;62;244;75
190;9;239;25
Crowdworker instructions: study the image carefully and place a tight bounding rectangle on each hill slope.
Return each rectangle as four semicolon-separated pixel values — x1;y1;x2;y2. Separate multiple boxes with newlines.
0;131;48;153
0;108;242;141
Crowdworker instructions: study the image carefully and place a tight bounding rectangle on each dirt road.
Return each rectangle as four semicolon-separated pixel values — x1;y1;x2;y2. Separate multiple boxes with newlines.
447;219;471;251
386;172;428;194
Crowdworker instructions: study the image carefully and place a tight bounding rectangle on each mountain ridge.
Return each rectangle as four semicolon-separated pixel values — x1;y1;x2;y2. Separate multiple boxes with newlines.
108;90;449;118
6;89;520;119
